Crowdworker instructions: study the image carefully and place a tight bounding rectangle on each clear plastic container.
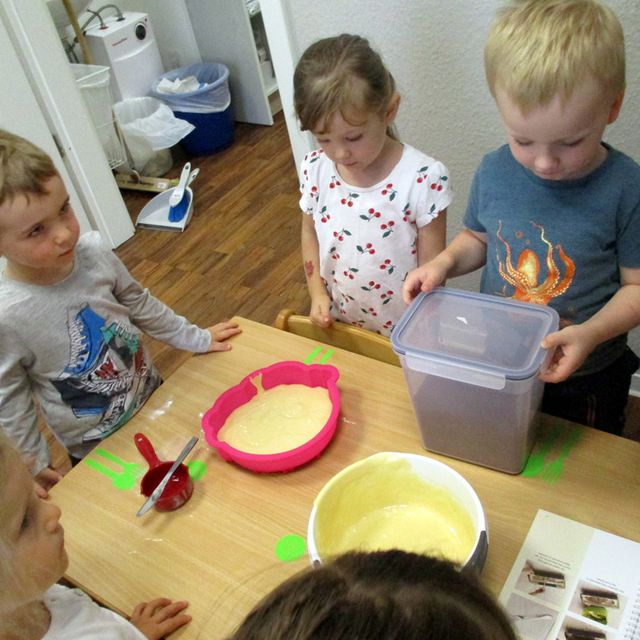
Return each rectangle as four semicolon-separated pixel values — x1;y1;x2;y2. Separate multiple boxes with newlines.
391;288;559;473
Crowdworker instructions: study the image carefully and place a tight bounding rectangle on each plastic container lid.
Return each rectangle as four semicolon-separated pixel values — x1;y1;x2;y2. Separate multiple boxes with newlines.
391;288;559;383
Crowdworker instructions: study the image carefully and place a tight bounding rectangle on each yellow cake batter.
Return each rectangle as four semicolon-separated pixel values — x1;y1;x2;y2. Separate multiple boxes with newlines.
218;381;332;454
315;455;477;564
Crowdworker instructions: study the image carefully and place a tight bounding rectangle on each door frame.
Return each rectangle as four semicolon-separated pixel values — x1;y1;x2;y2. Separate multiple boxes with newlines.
0;12;92;235
260;0;313;174
0;0;134;247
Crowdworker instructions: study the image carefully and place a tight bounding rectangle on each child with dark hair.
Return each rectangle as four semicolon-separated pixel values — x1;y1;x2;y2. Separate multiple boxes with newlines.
228;550;517;640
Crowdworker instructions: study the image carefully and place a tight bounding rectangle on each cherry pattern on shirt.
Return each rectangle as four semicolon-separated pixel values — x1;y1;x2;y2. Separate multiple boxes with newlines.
299;146;451;335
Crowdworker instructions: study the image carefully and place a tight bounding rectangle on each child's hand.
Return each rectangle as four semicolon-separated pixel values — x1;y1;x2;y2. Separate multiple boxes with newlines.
131;598;191;640
402;260;448;304
205;321;242;352
310;294;333;328
539;325;596;383
34;465;64;499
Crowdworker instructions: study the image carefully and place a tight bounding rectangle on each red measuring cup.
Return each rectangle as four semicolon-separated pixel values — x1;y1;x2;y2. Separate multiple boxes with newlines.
134;433;193;512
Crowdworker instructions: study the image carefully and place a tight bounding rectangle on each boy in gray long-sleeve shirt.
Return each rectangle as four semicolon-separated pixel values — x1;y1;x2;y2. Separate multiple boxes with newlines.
0;130;241;493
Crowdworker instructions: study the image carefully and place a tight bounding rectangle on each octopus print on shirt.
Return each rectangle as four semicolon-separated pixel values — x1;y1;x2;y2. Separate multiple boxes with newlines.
300;145;452;335
495;220;576;305
464;143;640;375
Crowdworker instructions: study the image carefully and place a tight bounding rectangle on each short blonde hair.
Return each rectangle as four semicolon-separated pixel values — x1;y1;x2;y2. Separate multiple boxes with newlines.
485;0;625;112
293;34;398;140
0;129;57;208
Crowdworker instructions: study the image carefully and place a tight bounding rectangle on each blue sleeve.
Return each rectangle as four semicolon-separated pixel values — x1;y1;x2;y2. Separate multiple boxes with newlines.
463;167;486;233
618;200;640;268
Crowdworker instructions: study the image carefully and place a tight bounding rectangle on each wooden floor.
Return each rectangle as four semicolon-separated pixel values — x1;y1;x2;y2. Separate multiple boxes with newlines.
117;112;309;379
48;112;638;471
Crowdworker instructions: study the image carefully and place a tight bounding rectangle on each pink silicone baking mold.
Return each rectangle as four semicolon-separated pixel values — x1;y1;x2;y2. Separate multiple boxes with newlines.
202;361;341;473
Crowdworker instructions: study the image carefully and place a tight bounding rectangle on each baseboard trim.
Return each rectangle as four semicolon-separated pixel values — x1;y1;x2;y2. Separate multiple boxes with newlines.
630;372;640;397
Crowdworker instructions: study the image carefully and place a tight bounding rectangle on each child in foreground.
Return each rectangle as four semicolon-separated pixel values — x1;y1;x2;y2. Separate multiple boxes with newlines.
0;130;241;492
0;433;191;639
295;34;451;336
228;549;517;640
403;0;640;433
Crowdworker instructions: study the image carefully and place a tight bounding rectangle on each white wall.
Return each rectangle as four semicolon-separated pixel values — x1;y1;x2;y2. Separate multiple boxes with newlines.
0;12;91;236
4;0;134;248
281;0;640;371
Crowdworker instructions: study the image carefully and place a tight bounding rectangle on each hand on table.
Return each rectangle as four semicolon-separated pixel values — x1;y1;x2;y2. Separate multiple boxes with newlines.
205;321;242;352
309;294;333;329
131;598;191;640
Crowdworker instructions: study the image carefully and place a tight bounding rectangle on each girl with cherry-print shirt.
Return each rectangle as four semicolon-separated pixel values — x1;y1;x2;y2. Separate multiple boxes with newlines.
294;34;451;335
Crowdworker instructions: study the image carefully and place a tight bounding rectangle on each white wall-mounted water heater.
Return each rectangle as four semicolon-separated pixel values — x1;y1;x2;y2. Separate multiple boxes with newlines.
84;12;164;102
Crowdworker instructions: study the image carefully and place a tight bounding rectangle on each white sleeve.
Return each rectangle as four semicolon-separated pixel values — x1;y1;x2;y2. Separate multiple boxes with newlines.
415;159;453;228
44;584;147;639
298;151;320;215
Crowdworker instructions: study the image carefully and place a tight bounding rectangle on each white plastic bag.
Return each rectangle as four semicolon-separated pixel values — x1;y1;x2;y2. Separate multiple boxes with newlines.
113;97;194;173
150;63;230;114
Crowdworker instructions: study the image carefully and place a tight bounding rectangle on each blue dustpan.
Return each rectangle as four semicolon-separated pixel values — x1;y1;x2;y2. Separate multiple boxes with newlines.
135;187;193;232
169;191;190;222
168;162;191;222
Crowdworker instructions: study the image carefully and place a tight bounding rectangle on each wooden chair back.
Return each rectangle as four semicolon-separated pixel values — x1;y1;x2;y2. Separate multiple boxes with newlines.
274;309;400;366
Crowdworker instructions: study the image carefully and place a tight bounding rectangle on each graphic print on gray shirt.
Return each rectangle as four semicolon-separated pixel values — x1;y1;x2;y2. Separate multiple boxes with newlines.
0;232;211;473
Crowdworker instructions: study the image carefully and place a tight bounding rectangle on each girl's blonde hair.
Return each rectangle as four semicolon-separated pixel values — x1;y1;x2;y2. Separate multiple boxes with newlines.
485;0;625;112
0;129;58;208
228;550;518;640
293;34;398;139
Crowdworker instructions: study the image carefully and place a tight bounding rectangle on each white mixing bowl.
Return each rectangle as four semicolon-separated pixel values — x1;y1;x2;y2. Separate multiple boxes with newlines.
307;452;488;571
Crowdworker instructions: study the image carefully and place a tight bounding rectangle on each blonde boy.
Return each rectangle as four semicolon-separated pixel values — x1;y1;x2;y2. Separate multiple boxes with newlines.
0;130;240;491
404;0;640;434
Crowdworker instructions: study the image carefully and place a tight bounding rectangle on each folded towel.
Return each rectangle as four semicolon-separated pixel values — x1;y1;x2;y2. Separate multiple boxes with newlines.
156;75;202;94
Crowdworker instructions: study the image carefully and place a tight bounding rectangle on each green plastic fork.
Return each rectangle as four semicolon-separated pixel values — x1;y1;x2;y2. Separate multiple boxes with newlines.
94;448;143;477
84;458;139;490
541;426;581;483
83;449;143;490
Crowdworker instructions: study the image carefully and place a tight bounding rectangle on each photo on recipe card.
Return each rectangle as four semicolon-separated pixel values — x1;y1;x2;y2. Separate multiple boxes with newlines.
499;511;640;640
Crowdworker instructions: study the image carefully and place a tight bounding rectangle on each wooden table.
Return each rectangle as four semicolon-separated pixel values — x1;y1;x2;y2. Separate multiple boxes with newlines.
51;317;640;639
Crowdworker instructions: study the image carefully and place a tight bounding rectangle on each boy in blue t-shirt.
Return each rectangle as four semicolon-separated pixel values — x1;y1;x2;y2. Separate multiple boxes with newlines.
404;0;640;434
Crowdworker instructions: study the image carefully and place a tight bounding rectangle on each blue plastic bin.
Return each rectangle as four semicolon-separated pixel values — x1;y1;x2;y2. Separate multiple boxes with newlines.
150;63;234;156
173;105;234;156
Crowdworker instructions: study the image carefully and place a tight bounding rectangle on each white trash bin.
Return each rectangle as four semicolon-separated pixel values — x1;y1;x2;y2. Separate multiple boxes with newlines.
113;97;194;176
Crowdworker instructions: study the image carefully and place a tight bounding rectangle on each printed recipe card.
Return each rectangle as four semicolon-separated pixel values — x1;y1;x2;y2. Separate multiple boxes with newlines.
499;510;640;640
